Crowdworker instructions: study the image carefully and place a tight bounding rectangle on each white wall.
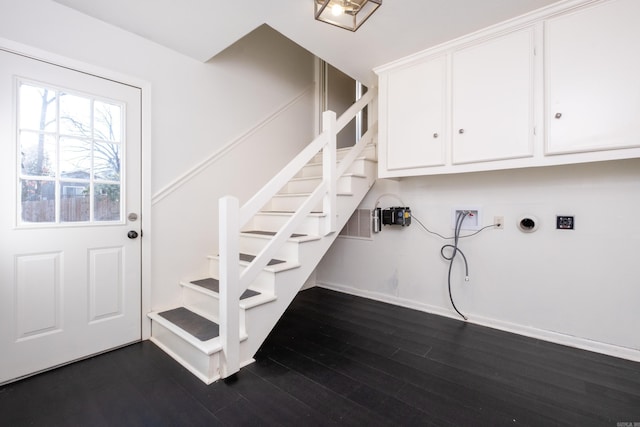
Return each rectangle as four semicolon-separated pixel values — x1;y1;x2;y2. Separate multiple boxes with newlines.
317;158;640;358
0;0;316;310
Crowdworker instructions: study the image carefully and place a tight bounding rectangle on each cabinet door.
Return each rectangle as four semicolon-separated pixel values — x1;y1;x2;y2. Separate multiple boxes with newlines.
545;0;640;154
385;55;446;170
452;28;535;164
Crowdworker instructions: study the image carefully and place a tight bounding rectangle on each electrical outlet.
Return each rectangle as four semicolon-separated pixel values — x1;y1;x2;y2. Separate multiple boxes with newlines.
452;207;481;231
494;216;504;229
556;215;574;230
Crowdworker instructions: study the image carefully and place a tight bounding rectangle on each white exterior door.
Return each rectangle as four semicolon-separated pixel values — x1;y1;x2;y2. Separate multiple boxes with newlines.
0;49;142;384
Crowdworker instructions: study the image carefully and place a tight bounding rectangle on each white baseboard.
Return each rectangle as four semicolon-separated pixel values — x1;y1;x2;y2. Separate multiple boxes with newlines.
317;280;640;363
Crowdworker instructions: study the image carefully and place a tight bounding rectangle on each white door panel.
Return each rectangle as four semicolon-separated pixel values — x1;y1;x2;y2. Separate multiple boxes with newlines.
0;49;142;384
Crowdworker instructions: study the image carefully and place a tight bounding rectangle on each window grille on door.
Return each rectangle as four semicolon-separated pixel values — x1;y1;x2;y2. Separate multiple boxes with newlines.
17;81;124;225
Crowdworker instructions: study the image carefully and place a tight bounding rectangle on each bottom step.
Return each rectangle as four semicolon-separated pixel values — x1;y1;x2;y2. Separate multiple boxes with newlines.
148;307;251;385
149;309;222;385
158;307;220;341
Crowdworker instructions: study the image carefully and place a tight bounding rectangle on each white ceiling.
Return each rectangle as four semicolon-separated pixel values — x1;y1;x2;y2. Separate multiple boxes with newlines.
53;0;562;86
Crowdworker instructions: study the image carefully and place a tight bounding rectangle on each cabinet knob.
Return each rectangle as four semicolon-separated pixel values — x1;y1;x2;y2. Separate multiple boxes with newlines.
555;113;562;119
458;129;465;134
433;133;439;138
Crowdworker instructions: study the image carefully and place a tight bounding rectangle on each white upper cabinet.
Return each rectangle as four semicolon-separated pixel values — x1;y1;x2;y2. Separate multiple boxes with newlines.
545;0;640;154
384;55;446;171
452;28;535;164
375;0;640;178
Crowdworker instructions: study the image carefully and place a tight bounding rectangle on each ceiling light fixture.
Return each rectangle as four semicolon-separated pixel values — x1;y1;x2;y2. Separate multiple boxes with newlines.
315;0;382;32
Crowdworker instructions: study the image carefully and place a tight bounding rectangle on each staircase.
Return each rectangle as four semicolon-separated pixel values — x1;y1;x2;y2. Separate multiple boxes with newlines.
148;89;377;384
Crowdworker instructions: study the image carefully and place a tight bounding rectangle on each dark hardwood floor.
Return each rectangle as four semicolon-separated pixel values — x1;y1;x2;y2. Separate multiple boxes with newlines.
1;287;639;426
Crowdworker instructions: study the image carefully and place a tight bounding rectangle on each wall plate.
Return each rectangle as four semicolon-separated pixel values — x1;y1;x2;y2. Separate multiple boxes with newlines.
452;206;482;231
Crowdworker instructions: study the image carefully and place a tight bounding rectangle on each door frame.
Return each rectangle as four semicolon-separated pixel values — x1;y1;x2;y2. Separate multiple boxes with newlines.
0;37;153;340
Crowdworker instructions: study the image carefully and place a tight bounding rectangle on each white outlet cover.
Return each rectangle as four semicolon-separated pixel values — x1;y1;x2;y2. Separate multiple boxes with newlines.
452;206;482;230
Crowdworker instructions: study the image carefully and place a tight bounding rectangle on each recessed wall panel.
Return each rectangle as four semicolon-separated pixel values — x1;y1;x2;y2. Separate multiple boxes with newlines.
15;252;62;340
88;247;123;323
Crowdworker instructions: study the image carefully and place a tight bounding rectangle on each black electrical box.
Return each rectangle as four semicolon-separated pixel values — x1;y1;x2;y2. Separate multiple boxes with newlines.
381;207;411;227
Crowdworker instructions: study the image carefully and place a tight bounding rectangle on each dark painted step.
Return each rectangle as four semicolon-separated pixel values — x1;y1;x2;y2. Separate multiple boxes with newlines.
190;278;260;300
239;253;285;266
157;307;219;341
215;252;286;266
243;230;307;238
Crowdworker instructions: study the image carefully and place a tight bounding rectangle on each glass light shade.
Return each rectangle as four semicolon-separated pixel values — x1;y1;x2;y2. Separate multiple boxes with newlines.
315;0;382;32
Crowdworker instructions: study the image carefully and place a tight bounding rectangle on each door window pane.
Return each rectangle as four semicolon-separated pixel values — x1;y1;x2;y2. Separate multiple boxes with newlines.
19;84;57;132
60;138;91;179
59;93;91;137
20;132;56;177
17;81;125;225
94;101;121;142
94;142;120;181
95;184;120;221
21;180;55;223
60;182;90;222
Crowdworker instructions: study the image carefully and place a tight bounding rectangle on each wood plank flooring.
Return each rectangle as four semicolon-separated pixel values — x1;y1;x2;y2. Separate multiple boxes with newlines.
1;287;639;426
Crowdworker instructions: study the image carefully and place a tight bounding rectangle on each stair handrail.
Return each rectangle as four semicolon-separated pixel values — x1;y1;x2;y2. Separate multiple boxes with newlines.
218;86;377;377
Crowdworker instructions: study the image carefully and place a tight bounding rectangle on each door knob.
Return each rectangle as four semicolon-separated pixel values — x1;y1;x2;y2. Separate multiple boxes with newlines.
127;230;139;239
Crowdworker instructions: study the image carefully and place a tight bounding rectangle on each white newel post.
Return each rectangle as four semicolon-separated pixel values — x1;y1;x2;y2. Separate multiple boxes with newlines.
219;196;240;377
322;110;337;235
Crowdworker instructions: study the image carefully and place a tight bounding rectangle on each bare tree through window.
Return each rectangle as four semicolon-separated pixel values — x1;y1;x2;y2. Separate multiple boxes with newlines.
18;82;123;223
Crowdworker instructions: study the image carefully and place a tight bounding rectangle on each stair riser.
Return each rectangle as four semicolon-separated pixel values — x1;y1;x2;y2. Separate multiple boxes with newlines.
267;193;358;212
283;175;357;194
266;195;324;212
181;286;247;334
239;235;300;262
181;286;218;320
249;214;325;236
296;158;375;178
150;322;221;385
208;259;277;293
310;144;377;164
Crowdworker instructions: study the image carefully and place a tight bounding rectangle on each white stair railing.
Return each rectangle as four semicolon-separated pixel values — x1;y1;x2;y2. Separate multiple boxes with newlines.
218;87;377;377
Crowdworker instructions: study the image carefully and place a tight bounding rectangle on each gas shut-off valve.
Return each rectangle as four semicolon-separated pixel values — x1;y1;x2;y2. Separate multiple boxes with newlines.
373;207;411;233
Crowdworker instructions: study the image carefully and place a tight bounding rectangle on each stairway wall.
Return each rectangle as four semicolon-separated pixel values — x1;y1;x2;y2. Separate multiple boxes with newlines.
152;90;316;310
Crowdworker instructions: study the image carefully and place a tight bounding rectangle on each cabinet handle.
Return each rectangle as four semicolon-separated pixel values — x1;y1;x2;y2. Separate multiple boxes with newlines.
433;133;439;138
555;113;562;119
458;129;465;134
